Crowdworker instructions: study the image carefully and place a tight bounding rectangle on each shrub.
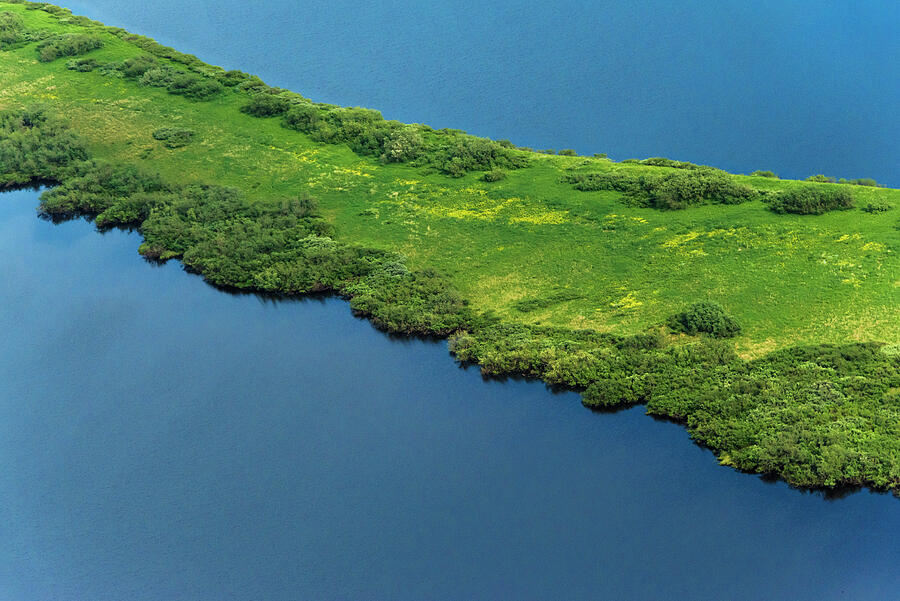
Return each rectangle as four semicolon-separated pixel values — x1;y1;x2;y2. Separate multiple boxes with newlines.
282;103;320;132
750;170;778;178
219;69;252;87
0;107;89;186
433;136;529;177
862;200;892;213
65;57;99;72
0;10;26;49
667;302;741;338
36;33;103;62
482;168;507;182
382;126;423;163
565;168;755;209
558;149;577;156
166;72;223;100
766;186;854;215
119;54;158;78
139;66;223;100
240;93;291;117
152;127;195;148
635;157;701;170
806;174;836;183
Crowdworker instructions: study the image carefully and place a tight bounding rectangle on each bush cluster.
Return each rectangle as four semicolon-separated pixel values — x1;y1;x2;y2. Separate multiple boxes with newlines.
35;33;103;62
280;103;527;176
0;107;88;187
0;10;27;48
139;66;224;100
240;93;291;117
64;56;99;71
806;174;835;183
565;168;756;209
766;186;854;215
622;157;703;170
152;127;195;148
667;301;741;338
862;200;892;213
482;168;507;182
807;174;879;187
750;170;778;178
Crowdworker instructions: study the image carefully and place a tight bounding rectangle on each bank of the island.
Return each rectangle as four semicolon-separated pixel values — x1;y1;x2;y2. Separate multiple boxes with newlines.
1;1;898;496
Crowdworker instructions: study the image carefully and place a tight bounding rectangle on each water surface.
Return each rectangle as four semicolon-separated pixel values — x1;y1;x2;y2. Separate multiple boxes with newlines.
62;0;900;186
1;190;898;600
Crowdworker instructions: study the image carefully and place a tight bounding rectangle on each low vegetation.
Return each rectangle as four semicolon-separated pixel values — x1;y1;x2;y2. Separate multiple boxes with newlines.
35;31;102;61
152;127;195;148
565;168;756;209
766;186;854;215
667;301;741;338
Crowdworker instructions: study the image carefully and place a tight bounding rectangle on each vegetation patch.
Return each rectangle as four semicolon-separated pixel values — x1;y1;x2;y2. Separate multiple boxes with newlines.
565;168;756;209
766;186;854;215
152;127;195;148
35;32;102;61
667;301;742;338
240;93;291;117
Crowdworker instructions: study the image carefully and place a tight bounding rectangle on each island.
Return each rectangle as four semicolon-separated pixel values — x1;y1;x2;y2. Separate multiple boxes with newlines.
1;1;898;496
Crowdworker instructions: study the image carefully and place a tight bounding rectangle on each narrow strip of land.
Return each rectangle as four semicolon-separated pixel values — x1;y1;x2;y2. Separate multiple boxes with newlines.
1;1;898;496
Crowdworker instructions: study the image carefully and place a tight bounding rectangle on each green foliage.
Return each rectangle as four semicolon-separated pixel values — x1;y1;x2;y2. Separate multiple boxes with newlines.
240;93;291;117
629;157;702;170
282;103;397;157
39;159;166;217
766;186;854;215
840;177;878;187
281;102;525;176
382;126;423;163
35;32;102;61
807;174;836;183
347;268;471;335
566;168;756;209
162;70;224;100
431;135;529;177
482;168;507;182
152;127;195;148
98;58;224;100
118;54;158;77
558;149;577;156
667;301;741;338
751;170;778;178
862;200;892;213
64;56;98;71
0;107;87;186
0;9;26;48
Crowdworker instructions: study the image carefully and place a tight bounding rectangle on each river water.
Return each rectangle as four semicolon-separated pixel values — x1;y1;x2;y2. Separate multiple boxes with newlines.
1;189;898;599
2;1;899;599
63;0;900;186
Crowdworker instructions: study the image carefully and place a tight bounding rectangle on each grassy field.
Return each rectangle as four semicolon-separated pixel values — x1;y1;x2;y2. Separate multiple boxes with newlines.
1;3;897;357
2;2;899;494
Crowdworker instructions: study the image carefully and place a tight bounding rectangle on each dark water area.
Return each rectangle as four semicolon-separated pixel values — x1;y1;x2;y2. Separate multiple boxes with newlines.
62;0;899;186
2;187;900;599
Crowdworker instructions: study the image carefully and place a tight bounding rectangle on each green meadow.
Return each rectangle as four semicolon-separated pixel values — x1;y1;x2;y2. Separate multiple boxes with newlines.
1;2;898;495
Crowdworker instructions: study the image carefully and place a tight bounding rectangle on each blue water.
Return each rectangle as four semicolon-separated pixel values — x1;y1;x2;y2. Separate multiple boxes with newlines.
2;189;899;599
62;0;899;185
